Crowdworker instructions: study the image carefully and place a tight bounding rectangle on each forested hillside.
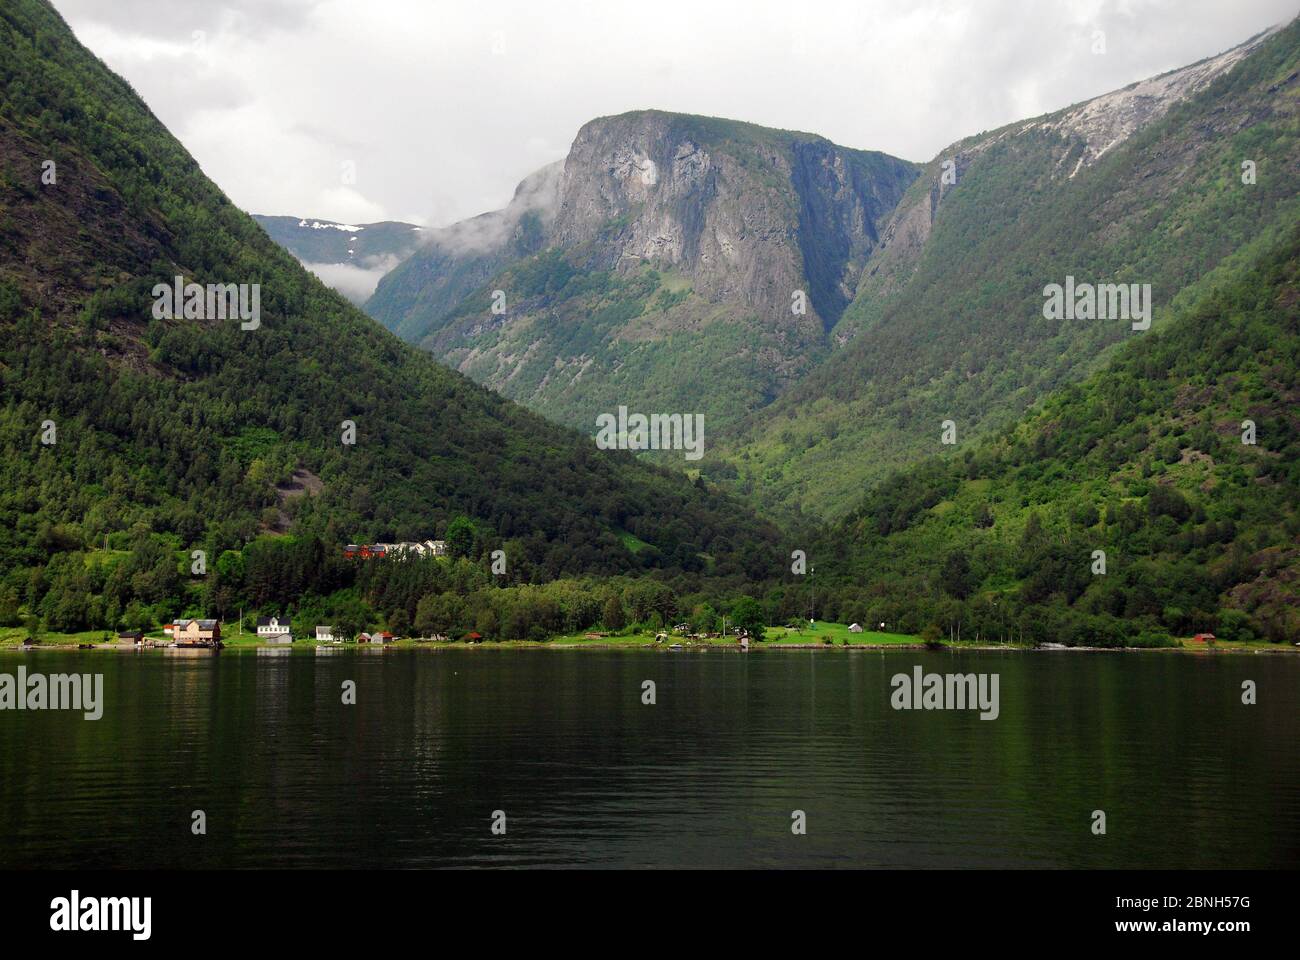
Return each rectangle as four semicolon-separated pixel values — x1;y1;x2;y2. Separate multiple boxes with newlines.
0;0;785;638
807;227;1300;645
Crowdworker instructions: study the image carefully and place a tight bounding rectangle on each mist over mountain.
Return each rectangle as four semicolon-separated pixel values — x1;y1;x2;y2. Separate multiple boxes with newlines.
366;162;563;341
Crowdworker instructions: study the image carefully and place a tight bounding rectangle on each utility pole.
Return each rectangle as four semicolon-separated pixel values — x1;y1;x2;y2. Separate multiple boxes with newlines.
810;564;816;625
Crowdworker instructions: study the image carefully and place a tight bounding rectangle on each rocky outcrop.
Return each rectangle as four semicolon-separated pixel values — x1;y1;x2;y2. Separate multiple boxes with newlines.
548;111;916;329
369;111;918;348
1035;24;1280;171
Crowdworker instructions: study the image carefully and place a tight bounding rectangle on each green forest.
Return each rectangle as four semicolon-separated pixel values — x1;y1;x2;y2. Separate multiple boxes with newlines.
813;228;1300;646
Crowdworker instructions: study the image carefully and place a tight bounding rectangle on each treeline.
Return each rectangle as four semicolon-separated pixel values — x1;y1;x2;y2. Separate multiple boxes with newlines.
3;523;782;643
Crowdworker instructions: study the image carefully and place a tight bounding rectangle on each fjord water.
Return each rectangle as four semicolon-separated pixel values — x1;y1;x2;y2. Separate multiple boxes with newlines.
1;648;1296;869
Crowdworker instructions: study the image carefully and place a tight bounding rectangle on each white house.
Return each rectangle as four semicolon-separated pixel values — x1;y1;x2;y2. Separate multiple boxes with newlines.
257;616;293;643
316;625;335;643
849;623;864;633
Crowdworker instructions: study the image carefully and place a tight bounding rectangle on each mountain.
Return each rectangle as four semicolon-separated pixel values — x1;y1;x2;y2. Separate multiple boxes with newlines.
366;111;919;435
0;0;786;629
712;19;1300;520
252;214;424;304
810;223;1300;645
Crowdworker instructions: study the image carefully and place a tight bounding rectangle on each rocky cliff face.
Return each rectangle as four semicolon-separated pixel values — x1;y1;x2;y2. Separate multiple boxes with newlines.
546;112;913;327
366;111;918;434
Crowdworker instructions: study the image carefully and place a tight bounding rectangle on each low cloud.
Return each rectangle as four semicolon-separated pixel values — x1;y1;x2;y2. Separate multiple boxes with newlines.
302;254;404;304
425;160;564;257
55;0;321;40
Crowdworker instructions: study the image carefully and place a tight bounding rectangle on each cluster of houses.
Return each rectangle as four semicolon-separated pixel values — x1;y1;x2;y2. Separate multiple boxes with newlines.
112;618;399;647
313;624;395;644
344;540;448;560
261;619;397;644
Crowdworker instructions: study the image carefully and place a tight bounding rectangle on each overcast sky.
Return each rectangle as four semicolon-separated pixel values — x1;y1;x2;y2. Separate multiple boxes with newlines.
53;0;1297;227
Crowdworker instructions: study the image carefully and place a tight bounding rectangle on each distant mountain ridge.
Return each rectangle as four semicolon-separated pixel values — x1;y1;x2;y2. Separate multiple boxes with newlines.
252;214;424;304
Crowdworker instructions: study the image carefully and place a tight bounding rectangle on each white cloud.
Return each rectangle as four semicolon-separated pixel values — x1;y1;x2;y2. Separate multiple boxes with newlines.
301;255;404;304
52;0;1297;226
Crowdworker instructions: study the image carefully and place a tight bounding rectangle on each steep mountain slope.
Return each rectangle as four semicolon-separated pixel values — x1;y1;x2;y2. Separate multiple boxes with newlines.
811;224;1300;645
367;112;918;435
0;0;783;596
714;20;1300;520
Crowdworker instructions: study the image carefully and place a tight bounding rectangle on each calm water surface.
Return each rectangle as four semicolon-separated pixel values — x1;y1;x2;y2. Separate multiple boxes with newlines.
1;648;1296;868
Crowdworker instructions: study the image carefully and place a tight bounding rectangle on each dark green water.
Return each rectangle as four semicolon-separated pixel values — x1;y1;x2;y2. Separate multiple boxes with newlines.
0;647;1296;869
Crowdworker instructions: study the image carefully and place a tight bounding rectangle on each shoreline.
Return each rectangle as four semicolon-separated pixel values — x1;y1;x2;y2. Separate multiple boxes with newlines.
1;639;1294;655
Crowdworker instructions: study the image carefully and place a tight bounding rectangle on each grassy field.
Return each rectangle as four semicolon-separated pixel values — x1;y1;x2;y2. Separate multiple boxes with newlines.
547;622;921;648
763;623;918;645
0;619;263;648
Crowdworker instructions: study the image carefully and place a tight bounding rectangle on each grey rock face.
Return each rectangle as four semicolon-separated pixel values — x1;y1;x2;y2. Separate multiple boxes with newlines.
370;110;918;348
550;111;916;328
